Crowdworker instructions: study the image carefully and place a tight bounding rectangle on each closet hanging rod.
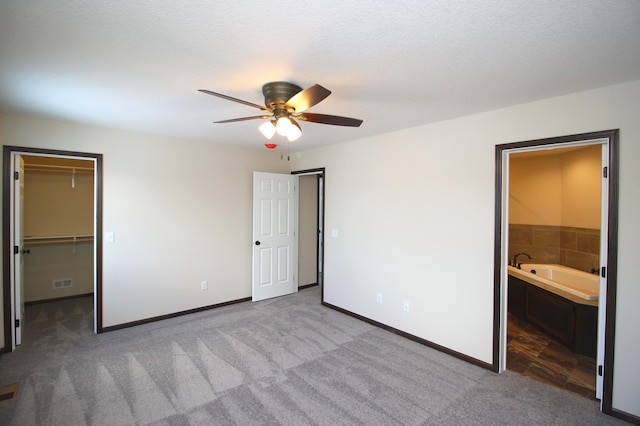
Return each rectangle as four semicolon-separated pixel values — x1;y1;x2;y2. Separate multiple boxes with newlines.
24;234;94;241
24;164;94;172
24;235;94;246
24;239;93;246
24;168;94;176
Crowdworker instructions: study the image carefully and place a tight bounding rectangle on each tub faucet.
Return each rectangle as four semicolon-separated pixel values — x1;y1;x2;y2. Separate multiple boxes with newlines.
513;252;532;269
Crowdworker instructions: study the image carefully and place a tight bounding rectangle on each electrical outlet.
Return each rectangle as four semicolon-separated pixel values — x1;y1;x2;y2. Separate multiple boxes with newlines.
376;293;382;304
403;300;410;312
201;280;208;290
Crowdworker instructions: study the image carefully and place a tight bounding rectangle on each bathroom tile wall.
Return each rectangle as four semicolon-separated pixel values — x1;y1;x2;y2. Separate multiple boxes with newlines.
509;224;600;273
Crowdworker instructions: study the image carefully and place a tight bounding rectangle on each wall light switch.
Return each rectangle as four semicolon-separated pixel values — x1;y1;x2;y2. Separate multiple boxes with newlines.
376;293;382;304
105;232;114;243
403;301;410;313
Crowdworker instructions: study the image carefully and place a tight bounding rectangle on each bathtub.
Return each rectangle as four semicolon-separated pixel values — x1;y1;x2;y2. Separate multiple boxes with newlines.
507;263;599;357
507;263;599;304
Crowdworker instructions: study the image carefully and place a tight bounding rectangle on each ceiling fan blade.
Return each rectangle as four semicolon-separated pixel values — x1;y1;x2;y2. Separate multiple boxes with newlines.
199;89;267;110
297;112;363;127
214;115;271;124
284;85;331;113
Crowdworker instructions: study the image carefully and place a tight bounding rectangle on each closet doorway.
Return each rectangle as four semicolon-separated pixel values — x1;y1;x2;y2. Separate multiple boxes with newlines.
294;168;325;294
3;146;103;351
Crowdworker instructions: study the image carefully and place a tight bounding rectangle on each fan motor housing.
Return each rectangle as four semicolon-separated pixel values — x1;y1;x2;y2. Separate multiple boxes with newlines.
262;82;302;110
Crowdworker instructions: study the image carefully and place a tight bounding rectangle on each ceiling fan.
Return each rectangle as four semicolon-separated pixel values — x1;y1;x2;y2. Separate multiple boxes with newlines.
198;82;363;142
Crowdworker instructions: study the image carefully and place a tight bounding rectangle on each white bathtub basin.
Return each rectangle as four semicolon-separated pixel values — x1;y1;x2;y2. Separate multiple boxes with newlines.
508;263;599;302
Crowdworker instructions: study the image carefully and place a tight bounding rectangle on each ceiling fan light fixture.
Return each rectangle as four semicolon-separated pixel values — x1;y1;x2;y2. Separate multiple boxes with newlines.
200;81;363;144
287;119;302;142
259;121;276;139
276;116;293;136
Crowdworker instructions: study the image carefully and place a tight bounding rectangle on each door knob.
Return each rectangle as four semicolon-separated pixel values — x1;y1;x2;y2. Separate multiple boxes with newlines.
255;241;261;246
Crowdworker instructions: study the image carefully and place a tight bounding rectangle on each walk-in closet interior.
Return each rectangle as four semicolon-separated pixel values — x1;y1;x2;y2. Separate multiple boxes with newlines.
22;155;94;303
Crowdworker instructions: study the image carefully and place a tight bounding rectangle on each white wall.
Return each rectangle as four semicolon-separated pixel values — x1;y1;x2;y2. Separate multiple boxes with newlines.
291;79;640;417
0;113;289;331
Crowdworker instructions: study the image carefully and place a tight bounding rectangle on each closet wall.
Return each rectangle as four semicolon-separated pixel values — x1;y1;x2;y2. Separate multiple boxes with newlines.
298;174;319;286
22;155;94;302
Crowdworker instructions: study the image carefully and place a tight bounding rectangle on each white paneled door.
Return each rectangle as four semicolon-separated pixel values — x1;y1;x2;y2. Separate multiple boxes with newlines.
252;172;299;302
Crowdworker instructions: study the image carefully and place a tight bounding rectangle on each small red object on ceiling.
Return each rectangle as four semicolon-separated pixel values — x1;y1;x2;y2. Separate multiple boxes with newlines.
264;143;277;149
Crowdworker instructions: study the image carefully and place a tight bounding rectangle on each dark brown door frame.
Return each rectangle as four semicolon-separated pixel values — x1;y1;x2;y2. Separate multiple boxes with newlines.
493;129;619;414
3;146;104;352
291;168;325;300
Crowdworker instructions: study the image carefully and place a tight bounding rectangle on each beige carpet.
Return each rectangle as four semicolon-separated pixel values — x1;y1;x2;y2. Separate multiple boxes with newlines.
0;287;626;425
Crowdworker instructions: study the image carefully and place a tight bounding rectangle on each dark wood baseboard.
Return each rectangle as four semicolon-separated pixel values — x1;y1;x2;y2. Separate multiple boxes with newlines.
25;292;94;306
321;301;495;372
610;408;640;425
298;283;319;290
101;296;252;333
101;285;319;333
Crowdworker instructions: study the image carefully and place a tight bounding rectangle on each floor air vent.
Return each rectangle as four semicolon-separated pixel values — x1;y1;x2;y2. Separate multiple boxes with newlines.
53;278;73;289
0;383;19;402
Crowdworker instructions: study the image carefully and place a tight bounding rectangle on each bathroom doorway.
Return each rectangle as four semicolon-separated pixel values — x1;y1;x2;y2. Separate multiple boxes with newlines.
507;143;601;400
494;130;619;414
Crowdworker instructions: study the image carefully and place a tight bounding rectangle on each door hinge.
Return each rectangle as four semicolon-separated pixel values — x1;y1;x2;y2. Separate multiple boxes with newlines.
14;245;19;255
14;171;19;180
598;365;603;376
601;267;606;278
603;166;608;178
15;319;20;328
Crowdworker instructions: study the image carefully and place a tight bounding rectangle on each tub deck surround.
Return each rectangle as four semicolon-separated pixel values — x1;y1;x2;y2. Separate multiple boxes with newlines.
507;264;599;358
508;264;599;306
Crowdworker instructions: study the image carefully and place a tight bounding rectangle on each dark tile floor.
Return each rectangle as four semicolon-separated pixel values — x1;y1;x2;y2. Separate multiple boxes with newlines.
507;313;597;400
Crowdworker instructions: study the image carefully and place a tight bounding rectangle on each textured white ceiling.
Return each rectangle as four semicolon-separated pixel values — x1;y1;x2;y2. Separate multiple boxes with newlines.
1;1;639;150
